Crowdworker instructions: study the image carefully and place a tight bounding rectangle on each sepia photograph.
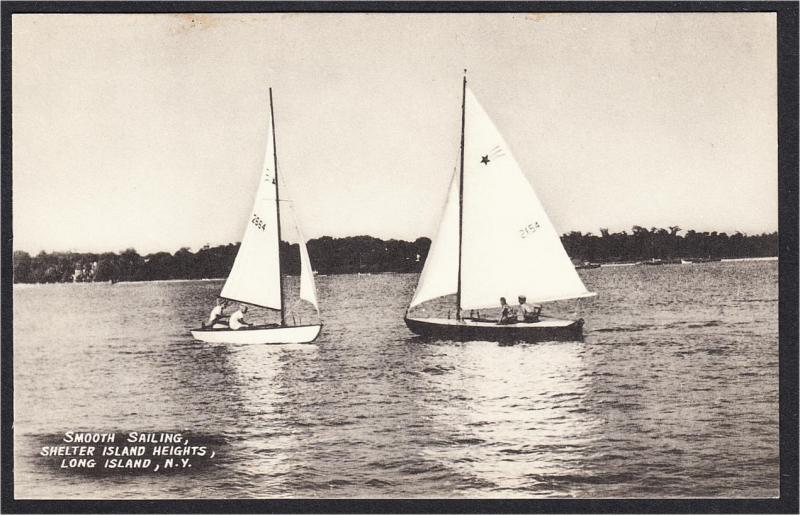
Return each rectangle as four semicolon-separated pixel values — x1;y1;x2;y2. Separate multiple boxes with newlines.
2;2;797;512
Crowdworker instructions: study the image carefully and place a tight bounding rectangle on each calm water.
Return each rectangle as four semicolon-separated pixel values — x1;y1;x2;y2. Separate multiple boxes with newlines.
13;261;779;499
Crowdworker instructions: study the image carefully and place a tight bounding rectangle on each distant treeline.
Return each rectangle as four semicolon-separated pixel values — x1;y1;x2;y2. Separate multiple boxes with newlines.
13;227;778;284
562;226;777;263
12;236;431;284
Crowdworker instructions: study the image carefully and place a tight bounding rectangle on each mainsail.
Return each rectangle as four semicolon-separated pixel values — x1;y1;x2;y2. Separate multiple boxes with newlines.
408;170;460;309
460;88;593;308
220;108;282;309
221;90;320;314
410;85;594;311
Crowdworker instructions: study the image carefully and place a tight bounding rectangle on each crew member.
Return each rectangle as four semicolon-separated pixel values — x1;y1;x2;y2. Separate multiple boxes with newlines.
229;304;253;330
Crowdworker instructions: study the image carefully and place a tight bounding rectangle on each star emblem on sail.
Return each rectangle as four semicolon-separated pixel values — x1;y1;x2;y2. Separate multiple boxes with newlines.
480;146;506;166
408;86;595;311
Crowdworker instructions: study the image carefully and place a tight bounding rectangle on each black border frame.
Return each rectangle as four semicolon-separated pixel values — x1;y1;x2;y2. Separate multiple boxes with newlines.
1;2;797;513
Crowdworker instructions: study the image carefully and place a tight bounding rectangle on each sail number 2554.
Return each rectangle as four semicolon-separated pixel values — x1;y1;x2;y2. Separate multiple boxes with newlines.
252;214;267;231
519;221;541;239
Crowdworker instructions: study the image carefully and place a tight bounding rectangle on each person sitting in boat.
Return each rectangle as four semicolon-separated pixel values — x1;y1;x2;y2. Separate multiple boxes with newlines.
517;295;542;323
498;297;516;324
229;304;253;330
203;298;229;328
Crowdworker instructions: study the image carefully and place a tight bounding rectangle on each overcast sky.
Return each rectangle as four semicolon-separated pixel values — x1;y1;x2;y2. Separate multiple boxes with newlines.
12;12;777;255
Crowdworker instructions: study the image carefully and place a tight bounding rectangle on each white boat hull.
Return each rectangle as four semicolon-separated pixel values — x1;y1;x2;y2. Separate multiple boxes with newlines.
190;324;321;344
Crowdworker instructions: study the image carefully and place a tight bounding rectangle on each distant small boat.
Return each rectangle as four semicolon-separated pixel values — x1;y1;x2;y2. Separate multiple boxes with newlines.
642;258;665;266
404;73;595;342
681;259;692;265
191;89;321;345
687;257;721;263
575;262;601;270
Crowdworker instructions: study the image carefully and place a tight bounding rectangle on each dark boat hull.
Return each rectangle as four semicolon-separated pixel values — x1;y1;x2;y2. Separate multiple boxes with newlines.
404;316;584;343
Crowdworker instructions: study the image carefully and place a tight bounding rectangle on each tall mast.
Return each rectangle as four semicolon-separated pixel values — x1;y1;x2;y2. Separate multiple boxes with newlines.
455;70;467;320
269;88;286;326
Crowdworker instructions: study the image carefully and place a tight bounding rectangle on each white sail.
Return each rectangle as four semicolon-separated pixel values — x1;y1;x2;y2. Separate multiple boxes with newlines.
459;87;594;309
220;113;282;310
408;169;460;309
296;223;319;312
276;168;320;313
299;237;318;311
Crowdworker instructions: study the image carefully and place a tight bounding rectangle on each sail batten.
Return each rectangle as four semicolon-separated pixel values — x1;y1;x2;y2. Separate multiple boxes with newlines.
409;85;593;311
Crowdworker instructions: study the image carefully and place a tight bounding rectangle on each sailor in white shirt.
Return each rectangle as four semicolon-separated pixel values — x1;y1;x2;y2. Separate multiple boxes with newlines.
204;298;228;328
517;295;541;323
229;305;253;330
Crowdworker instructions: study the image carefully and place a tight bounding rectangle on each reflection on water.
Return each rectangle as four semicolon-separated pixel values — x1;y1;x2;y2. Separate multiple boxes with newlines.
416;341;601;497
14;262;778;498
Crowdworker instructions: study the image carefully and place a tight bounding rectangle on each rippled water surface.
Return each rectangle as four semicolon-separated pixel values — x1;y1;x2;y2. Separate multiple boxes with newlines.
13;261;779;498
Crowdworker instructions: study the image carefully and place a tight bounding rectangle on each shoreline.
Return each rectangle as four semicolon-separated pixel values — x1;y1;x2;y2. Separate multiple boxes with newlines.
12;257;778;287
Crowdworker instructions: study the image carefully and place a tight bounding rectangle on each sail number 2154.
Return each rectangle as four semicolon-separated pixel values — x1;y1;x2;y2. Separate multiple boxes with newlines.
519;221;541;238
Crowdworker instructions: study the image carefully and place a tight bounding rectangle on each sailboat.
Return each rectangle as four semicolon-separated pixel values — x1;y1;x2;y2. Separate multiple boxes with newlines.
404;74;595;342
191;89;322;345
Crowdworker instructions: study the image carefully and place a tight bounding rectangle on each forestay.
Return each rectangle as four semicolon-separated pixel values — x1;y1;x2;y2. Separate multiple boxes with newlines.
220;113;282;310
